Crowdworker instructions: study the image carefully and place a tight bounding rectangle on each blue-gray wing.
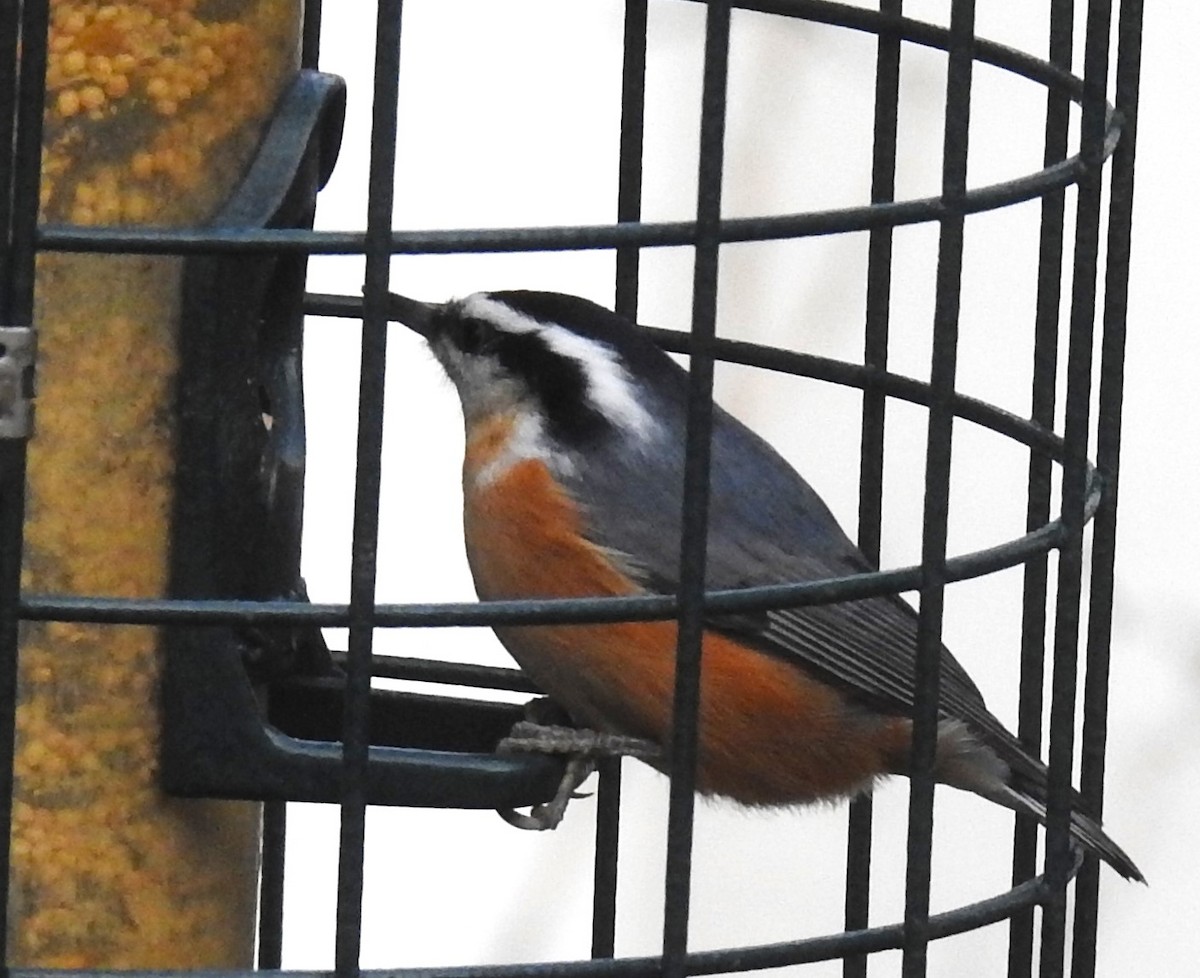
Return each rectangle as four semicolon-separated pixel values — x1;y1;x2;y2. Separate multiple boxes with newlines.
558;392;1042;783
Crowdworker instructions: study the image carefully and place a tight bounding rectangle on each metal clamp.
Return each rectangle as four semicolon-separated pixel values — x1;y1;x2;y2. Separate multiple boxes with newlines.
0;326;36;439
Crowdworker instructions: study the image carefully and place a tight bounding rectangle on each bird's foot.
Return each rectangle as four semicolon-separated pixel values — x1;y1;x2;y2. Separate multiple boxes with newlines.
495;719;661;830
496;755;596;831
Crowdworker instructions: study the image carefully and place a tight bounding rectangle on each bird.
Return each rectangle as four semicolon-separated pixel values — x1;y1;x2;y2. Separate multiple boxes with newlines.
387;287;1142;882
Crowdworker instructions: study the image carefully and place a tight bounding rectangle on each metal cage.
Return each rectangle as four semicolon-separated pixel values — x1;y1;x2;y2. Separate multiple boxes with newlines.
0;1;1144;977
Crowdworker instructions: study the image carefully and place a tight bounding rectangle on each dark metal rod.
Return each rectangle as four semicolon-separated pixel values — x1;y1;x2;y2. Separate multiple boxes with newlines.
8;0;46;324
303;0;324;71
325;290;1103;474
330;652;536;693
0;440;27;965
5;874;1054;978
0;0;20;285
858;0;902;635
591;758;624;960
662;3;732;974
1009;2;1074;974
1038;1;1113;974
16;489;1104;629
593;0;650;957
32;130;1117;259
316;287;1091;454
334;1;404;974
0;0;47;959
903;1;975;975
614;0;648;318
1070;2;1143;975
258;801;288;969
845;4;903;972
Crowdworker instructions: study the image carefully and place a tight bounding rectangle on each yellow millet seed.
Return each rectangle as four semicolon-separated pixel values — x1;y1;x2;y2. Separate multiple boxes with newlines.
89;55;114;81
104;74;129;98
79;85;107;112
55;89;81;118
145;76;170;100
61;49;87;77
61;9;87;34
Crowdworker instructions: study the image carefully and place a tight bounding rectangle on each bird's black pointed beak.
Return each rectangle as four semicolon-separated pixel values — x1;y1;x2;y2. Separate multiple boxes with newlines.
387;293;437;338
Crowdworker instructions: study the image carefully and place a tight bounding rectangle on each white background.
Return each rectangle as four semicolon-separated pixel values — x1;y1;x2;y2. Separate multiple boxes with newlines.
288;2;1195;975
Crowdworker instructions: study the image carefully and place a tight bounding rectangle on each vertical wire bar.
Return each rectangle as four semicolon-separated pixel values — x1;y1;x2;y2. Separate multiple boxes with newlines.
845;5;902;974
614;0;648;318
302;0;324;70
334;2;403;974
291;0;319;959
592;757;623;960
0;445;25;971
661;4;731;976
8;0;43;320
901;2;974;975
0;0;45;960
593;0;649;958
258;800;288;969
1069;3;1143;976
1038;2;1112;975
1008;3;1074;974
0;0;20;271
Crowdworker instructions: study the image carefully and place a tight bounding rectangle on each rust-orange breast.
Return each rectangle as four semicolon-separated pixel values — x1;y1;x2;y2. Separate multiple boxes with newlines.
461;415;907;805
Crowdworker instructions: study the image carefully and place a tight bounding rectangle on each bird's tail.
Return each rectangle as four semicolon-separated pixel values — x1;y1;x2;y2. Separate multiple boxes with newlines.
932;721;1144;882
985;782;1145;883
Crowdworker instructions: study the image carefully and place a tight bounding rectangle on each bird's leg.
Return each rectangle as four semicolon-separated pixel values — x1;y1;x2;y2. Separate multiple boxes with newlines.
495;702;661;830
498;720;662;761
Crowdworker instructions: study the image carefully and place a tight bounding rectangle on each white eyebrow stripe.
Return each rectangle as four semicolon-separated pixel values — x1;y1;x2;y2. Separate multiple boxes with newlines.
459;293;541;334
537;323;658;440
458;293;660;443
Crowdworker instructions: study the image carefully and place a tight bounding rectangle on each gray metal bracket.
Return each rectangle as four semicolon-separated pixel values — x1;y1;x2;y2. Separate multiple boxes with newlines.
0;325;35;439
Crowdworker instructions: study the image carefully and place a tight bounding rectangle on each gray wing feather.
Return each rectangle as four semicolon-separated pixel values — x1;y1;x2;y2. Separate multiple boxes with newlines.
560;390;1048;787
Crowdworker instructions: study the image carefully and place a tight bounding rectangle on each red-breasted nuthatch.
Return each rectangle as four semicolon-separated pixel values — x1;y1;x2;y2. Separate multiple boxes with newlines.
389;289;1141;882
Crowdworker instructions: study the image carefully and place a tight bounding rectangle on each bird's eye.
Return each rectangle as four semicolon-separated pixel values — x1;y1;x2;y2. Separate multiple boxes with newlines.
451;316;493;354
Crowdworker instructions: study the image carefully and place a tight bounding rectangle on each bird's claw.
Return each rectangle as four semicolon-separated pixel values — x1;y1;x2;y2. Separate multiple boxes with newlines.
494;716;661;830
497;756;596;831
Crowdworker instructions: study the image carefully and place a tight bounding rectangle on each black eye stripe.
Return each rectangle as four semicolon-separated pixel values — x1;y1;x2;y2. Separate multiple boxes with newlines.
437;302;612;443
459;317;494;353
434;311;496;354
493;331;607;441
